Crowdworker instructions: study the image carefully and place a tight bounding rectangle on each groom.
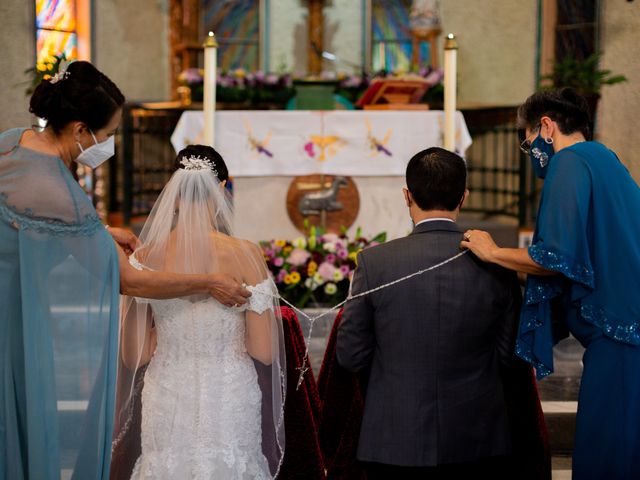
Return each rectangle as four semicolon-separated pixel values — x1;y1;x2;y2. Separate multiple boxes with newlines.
336;147;521;479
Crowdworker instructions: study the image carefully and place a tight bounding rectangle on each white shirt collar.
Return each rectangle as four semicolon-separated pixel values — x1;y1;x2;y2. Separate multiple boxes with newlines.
414;217;455;227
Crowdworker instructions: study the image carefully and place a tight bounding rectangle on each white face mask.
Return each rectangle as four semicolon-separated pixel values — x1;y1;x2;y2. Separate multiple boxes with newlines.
76;130;114;169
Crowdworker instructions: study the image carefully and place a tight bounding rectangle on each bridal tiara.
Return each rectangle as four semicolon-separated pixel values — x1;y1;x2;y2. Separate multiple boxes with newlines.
180;155;219;176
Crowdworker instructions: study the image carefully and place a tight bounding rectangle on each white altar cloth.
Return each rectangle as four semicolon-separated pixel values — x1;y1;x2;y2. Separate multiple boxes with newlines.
171;110;472;176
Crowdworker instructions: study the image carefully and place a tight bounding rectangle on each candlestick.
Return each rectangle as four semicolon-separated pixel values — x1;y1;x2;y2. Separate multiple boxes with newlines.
443;33;458;152
203;31;218;146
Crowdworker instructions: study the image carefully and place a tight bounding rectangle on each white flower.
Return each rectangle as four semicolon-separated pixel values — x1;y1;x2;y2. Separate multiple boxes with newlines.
333;269;344;282
313;272;325;286
324;282;337;295
323;242;337;253
292;237;307;249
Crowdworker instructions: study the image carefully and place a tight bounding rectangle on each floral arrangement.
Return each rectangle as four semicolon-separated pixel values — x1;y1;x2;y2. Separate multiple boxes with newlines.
24;53;68;95
176;66;443;108
261;226;386;308
178;68;295;105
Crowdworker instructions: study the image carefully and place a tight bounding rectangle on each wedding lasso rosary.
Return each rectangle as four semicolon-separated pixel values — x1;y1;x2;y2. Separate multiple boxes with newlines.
261;250;470;389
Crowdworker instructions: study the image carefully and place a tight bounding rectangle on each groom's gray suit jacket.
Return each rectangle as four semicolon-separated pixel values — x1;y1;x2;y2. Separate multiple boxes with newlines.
336;220;521;467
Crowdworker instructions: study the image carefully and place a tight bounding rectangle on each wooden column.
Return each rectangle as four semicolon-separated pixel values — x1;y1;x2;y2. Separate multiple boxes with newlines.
539;0;558;85
169;0;183;98
169;0;201;99
307;0;324;75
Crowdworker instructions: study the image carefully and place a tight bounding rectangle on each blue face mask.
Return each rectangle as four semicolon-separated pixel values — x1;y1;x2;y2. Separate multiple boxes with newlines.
529;134;555;179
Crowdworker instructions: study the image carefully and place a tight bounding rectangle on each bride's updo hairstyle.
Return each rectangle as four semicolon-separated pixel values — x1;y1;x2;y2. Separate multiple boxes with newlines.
175;144;229;182
29;61;125;133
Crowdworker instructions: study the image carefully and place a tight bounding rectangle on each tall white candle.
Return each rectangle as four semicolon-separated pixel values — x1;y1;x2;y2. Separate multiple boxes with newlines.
203;31;218;146
443;33;458;152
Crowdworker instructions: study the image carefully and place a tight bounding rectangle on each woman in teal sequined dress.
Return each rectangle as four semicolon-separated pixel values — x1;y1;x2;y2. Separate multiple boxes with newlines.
0;62;250;480
463;88;640;479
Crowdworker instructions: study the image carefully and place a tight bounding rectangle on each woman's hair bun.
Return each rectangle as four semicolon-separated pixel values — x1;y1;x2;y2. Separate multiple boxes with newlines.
29;61;125;132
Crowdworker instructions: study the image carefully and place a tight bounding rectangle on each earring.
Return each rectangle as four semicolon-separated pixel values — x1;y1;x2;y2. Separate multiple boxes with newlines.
544;137;553;144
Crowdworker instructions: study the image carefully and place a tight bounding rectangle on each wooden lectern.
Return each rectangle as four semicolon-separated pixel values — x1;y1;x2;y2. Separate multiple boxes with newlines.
357;78;430;110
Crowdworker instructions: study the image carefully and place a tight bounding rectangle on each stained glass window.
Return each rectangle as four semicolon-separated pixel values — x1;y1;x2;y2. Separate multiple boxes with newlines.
371;0;431;72
35;0;78;64
202;0;261;71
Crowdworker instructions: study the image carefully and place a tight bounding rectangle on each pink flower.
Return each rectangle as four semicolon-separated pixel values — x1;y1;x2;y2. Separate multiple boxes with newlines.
339;265;351;276
318;262;337;281
325;253;337;264
322;233;340;243
273;257;284;267
288;248;310;266
337;249;348;260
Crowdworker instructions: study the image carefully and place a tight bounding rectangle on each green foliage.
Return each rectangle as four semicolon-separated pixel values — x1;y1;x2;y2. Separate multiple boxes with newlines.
541;52;627;96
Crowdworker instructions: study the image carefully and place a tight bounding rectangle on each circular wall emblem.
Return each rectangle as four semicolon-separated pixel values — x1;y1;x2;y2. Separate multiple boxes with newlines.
286;175;360;234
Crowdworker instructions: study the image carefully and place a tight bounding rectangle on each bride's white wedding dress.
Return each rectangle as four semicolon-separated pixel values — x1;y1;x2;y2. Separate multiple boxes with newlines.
129;271;276;479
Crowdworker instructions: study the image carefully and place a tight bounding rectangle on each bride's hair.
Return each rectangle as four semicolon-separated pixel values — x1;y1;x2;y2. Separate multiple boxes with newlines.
175;144;229;181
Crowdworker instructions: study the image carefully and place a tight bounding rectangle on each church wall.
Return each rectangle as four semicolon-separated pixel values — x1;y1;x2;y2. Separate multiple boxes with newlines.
439;0;538;106
94;0;170;102
597;0;639;180
0;0;35;131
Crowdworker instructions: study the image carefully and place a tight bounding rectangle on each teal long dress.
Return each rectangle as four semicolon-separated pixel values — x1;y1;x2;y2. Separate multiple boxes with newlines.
517;141;640;479
0;128;120;479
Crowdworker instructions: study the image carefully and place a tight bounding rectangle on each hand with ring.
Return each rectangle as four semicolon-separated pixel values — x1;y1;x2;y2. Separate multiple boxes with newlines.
460;229;499;263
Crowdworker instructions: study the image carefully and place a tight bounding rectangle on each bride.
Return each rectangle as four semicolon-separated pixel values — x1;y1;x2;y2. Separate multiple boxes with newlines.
111;145;286;479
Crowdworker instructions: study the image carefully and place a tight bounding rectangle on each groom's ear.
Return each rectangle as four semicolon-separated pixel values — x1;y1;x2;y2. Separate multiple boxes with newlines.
220;180;228;188
459;189;469;209
403;187;413;208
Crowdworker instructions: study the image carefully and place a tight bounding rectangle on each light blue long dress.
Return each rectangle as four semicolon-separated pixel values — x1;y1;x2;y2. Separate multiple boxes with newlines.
0;128;120;479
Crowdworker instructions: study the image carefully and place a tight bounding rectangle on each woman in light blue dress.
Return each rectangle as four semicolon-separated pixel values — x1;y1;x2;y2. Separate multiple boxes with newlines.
463;88;640;479
0;61;250;479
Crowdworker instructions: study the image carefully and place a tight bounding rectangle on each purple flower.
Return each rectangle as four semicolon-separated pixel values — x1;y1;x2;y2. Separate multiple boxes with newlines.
325;254;337;264
341;75;363;88
180;68;203;84
277;269;287;282
339;265;351;276
217;75;234;88
273;257;284;267
264;247;275;257
424;68;444;87
281;73;293;88
337;248;349;260
265;73;279;85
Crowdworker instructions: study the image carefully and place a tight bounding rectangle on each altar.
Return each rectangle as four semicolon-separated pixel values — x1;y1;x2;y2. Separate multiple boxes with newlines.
170;110;471;242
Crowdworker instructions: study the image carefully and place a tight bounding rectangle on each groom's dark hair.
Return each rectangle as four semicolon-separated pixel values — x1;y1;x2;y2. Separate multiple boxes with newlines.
406;147;466;211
